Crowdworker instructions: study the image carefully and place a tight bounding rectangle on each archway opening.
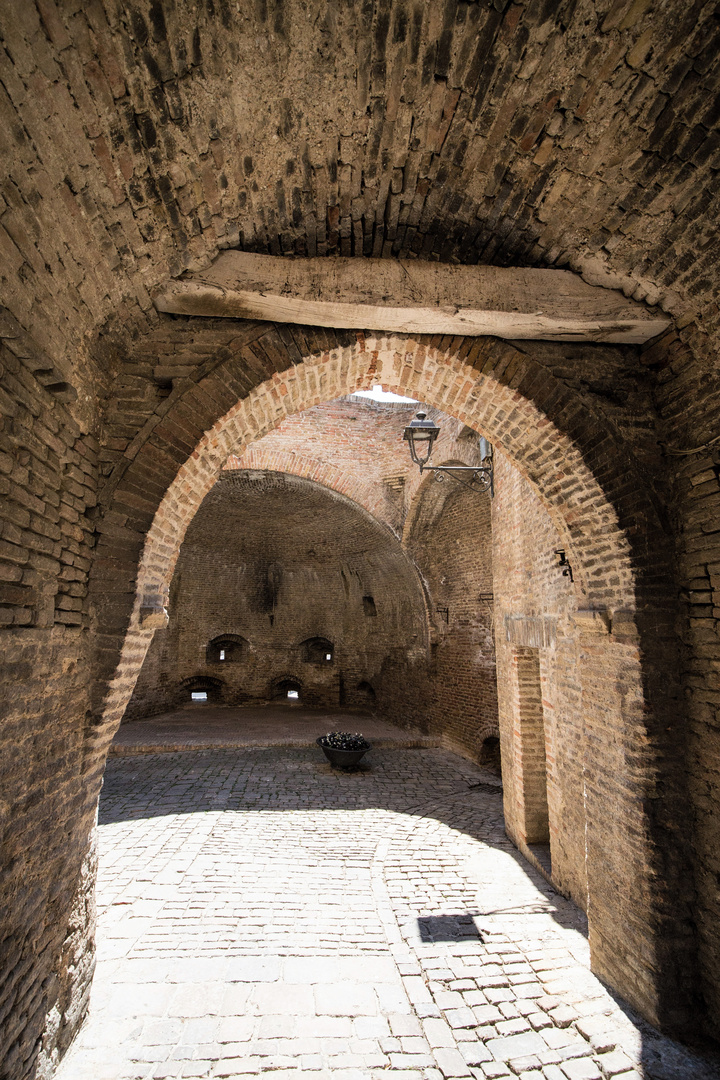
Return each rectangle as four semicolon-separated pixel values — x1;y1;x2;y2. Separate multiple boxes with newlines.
272;677;303;703
300;638;335;665
88;333;688;1043
180;675;224;706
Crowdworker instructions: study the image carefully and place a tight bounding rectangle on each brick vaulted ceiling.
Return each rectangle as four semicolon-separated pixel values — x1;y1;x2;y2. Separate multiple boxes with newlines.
1;0;719;374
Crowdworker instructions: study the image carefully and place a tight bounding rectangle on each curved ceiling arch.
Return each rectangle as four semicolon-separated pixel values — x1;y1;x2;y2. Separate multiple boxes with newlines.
224;448;386;529
133;336;634;611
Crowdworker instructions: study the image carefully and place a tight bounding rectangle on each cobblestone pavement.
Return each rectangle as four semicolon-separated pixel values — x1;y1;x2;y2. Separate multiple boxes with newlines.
56;749;719;1080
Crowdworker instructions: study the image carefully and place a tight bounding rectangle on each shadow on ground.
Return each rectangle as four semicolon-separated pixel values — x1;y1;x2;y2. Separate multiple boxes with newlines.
98;746;720;1080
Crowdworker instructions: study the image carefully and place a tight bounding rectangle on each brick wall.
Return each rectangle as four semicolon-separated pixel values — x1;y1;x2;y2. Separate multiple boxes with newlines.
404;472;497;758
491;448;698;1033
0;317;100;1077
125;469;429;718
225;395;486;536
644;326;720;1041
492;456;589;907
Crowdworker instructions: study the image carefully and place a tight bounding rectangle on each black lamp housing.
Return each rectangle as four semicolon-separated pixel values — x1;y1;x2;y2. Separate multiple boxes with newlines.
403;412;440;467
402;411;494;496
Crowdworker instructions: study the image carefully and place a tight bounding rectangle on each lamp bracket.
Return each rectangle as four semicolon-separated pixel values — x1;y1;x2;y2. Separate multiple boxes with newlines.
554;548;574;583
421;464;493;496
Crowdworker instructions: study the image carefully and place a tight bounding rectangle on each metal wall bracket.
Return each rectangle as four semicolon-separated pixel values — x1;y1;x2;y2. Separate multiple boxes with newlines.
421;463;493;496
555;549;574;583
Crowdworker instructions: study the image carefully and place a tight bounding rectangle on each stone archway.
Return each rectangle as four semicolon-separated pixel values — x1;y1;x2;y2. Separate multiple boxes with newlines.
84;330;691;1039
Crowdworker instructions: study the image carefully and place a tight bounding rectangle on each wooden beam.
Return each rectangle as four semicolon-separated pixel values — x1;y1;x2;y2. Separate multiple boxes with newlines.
154;252;670;344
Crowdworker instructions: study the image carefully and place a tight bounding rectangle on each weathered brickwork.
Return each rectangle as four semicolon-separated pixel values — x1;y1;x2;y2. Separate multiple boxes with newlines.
0;2;719;1075
643;326;720;1043
1;0;719;365
0;632;98;1080
0;314;99;631
492;458;590;909
404;474;498;758
224;395;482;538
491;448;696;1036
0;311;103;1079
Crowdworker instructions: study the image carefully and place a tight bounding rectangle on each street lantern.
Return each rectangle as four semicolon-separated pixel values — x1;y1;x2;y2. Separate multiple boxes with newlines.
402;411;493;496
403;412;440;467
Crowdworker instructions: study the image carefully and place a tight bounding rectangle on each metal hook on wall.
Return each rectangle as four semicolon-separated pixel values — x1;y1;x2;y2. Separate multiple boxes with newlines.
554;549;574;583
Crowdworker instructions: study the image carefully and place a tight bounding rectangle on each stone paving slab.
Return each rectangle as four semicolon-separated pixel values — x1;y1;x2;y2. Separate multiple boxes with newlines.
54;748;720;1080
110;708;441;755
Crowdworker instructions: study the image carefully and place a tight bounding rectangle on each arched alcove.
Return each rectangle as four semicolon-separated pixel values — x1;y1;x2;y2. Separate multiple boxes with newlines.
206;634;248;664
180;675;224;705
300;638;335;664
271;677;303;702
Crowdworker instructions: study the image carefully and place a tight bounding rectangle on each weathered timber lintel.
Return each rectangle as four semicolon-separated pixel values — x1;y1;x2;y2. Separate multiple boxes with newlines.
154;252;670;344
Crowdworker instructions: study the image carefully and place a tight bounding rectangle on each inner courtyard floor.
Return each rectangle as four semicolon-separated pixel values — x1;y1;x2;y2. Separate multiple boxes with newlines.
110;708;440;756
55;746;720;1080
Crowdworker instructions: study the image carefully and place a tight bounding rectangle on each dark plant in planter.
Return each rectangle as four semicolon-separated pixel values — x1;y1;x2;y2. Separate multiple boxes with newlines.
317;731;371;770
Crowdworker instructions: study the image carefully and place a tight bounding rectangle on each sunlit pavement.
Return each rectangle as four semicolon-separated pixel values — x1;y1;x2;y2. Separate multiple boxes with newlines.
55;747;719;1080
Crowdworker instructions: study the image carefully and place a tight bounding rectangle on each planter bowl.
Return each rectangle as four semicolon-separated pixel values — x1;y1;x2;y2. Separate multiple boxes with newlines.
316;738;370;770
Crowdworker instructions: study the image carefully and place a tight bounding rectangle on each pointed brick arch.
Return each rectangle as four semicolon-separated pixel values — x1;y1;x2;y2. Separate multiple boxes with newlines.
138;341;631;602
93;330;656;742
86;328;692;1036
